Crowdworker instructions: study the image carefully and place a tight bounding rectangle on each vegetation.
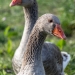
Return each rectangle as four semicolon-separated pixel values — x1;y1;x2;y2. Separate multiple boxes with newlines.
0;0;75;75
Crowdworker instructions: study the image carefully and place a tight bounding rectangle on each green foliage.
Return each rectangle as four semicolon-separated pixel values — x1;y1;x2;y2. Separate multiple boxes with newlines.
5;39;13;57
0;70;6;75
55;39;66;50
0;70;14;75
4;26;18;38
57;0;75;36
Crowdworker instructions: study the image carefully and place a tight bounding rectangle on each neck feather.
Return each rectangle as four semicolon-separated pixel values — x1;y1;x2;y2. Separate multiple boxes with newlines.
19;1;38;50
22;26;47;66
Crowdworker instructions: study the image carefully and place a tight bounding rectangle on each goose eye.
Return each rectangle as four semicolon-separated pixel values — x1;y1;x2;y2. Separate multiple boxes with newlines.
48;19;53;23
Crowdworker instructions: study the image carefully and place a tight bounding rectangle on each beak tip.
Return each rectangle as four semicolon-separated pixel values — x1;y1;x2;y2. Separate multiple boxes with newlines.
62;35;66;40
9;2;13;7
9;4;12;7
64;36;67;40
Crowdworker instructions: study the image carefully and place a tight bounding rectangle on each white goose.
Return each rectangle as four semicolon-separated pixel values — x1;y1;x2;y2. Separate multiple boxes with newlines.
10;0;70;74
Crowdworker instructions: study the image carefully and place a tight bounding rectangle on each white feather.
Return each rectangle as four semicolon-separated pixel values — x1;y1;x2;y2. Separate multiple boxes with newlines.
61;52;71;70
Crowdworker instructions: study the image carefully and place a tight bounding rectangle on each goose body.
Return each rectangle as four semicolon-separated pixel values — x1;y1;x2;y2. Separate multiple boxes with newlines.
17;14;66;75
10;0;70;74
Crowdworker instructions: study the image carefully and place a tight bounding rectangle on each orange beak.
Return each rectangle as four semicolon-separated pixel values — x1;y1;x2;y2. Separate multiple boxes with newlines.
9;0;22;7
52;24;66;39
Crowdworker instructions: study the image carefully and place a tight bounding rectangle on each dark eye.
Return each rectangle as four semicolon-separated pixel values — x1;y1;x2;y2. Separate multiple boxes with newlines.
48;19;53;23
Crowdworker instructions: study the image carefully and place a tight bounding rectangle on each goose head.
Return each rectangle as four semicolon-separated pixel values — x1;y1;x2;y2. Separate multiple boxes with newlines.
36;14;66;39
10;0;34;7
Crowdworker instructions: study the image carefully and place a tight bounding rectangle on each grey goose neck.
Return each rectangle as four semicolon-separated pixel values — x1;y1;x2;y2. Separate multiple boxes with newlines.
23;27;47;66
19;1;38;50
17;23;47;75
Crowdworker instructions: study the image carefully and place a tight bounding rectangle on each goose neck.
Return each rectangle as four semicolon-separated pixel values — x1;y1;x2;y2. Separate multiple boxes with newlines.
23;26;47;66
19;1;38;49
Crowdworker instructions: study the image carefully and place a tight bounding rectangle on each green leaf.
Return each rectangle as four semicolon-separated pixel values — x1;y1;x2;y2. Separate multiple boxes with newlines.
55;39;66;50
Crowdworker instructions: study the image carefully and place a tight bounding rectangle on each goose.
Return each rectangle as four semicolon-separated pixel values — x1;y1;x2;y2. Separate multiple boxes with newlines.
16;14;66;75
10;0;70;74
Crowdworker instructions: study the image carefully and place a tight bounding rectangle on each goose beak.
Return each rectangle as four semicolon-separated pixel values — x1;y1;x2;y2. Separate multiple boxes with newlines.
9;0;21;7
52;24;66;39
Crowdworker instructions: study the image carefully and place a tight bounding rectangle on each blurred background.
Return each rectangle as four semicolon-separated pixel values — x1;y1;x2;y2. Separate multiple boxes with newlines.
0;0;75;75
